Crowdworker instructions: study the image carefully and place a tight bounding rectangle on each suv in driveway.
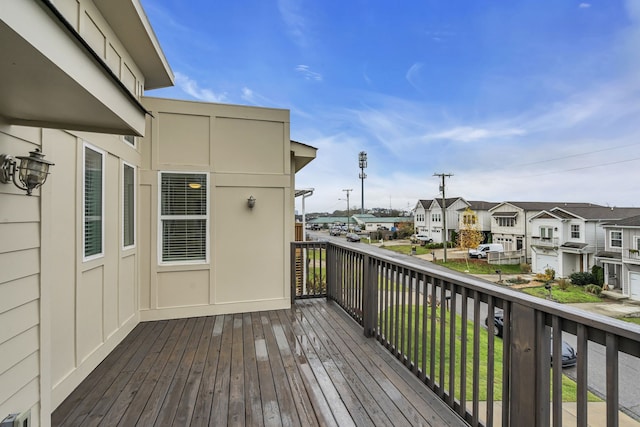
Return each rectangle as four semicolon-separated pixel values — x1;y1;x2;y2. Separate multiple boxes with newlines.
411;234;433;244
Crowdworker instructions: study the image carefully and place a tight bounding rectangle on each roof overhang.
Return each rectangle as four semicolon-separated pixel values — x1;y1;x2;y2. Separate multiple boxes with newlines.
94;0;174;90
492;212;518;218
291;140;317;172
0;0;154;135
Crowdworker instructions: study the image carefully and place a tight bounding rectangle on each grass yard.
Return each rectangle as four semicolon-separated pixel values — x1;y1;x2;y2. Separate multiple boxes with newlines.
379;244;433;256
381;304;599;403
437;259;524;275
521;285;603;303
621;317;640;326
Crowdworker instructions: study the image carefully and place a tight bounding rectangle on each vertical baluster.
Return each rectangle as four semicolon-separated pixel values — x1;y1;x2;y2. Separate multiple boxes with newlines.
439;278;446;398
448;283;457;408
421;274;428;383
577;324;588;425
606;333;619;427
459;286;468;419
406;268;413;367
486;295;495;427
472;291;480;426
429;279;437;387
501;301;511;427
552;316;563;427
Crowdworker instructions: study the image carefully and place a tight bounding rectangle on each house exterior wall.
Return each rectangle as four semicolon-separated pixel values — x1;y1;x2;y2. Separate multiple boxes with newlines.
139;97;294;320
0;121;43;425
413;203;427;234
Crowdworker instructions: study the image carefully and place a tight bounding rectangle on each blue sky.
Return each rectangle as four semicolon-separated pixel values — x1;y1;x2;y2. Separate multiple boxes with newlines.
141;0;640;213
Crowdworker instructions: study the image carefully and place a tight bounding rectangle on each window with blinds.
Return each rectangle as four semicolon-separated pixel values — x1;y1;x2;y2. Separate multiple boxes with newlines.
123;163;135;248
160;172;208;263
84;145;104;259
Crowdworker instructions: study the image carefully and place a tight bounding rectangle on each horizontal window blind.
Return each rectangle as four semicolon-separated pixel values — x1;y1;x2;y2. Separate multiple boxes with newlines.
84;147;103;258
160;172;208;263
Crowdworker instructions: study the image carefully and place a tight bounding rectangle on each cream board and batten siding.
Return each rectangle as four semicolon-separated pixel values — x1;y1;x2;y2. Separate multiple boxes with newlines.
42;130;141;410
53;0;145;98
139;97;294;321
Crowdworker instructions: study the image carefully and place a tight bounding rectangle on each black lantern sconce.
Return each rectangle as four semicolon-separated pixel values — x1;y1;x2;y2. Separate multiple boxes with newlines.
0;148;54;195
247;195;256;209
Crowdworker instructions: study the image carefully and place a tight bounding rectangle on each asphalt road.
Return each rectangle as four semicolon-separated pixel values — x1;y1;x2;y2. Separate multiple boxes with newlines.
307;230;640;420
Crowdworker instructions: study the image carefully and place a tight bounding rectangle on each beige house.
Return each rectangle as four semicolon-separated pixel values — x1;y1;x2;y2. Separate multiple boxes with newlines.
0;1;315;425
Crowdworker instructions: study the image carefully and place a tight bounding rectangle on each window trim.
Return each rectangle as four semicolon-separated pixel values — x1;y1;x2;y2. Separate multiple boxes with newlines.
122;135;136;147
83;142;105;262
122;161;136;250
570;224;580;239
610;230;623;248
157;171;210;265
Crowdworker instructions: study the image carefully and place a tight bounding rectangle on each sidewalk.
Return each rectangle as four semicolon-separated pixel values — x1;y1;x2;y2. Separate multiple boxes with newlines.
478;402;640;426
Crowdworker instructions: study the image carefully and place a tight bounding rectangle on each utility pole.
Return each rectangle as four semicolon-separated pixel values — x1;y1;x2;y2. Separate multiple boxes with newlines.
342;189;353;231
433;173;453;262
359;151;367;214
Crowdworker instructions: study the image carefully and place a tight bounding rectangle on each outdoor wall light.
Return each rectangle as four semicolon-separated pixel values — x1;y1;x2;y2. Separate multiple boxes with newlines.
247;195;256;209
0;148;54;195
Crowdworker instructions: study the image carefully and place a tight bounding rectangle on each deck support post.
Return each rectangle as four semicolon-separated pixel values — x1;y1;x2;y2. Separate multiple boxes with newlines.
362;254;376;337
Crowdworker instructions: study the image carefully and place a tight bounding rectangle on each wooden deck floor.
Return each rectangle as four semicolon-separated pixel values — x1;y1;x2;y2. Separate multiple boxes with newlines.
52;299;467;426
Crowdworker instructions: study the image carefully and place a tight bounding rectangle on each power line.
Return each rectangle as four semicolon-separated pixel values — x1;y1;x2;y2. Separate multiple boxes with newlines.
512;142;640;168
521;156;640;177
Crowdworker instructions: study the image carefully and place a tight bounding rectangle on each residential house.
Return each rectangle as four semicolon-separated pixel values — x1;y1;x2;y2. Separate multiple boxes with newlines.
457;200;498;243
0;2;315;425
352;214;412;232
489;202;603;261
413;199;432;234
597;215;640;300
413;197;471;243
529;207;640;277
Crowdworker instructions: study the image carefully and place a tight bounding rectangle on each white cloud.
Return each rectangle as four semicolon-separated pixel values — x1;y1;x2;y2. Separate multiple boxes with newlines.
579;3;591;8
174;72;226;102
295;65;323;81
278;0;309;47
406;62;424;91
424;126;526;143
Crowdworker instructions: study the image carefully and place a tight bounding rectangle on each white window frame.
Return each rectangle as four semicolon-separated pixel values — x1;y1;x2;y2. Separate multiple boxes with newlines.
636;237;640;251
540;226;553;239
83;142;105;262
571;224;580;239
158;171;210;265
122;161;136;250
122;135;136;146
610;230;623;248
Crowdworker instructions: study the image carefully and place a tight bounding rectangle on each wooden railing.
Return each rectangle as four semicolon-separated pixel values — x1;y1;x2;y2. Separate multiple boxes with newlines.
291;241;640;426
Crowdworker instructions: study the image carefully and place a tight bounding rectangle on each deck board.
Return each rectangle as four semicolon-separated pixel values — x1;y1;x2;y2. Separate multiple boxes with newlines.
52;299;468;426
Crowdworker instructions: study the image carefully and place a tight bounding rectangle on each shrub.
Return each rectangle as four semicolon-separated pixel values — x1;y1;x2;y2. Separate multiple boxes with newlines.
585;284;602;295
570;272;596;286
520;263;532;273
591;265;604;286
544;268;556;281
556;278;570;291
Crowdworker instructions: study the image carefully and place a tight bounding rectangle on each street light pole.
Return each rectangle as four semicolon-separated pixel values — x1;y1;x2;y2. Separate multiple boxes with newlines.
359;151;367;214
342;188;353;231
433;173;453;262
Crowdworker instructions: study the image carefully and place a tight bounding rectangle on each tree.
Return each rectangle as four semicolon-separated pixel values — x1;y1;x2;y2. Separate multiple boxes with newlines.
457;207;484;258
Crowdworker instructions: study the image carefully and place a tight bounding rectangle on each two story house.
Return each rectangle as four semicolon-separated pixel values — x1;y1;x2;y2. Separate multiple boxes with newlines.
597;215;640;300
530;207;640;277
413;197;470;243
1;1;315;425
489;202;604;261
456;200;498;244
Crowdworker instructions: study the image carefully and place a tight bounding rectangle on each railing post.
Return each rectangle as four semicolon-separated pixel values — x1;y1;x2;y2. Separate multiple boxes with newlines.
326;244;334;301
509;302;545;425
290;242;296;304
362;253;376;337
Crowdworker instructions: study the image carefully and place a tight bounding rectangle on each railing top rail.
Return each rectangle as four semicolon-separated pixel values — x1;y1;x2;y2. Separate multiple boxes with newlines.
318;240;640;342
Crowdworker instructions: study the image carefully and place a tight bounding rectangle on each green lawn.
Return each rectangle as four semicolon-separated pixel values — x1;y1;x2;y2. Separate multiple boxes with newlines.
382;304;599;402
621;317;640;326
437;259;524;274
379;244;433;256
521;285;603;303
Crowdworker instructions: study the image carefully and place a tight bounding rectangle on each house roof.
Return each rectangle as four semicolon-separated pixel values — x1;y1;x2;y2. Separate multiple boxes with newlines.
492;211;518;218
561;242;589;249
551;207;640;221
465;201;499;211
602;214;640;228
491;201;604;212
432;197;465;209
416;199;432;209
595;251;622;260
291;140;318;172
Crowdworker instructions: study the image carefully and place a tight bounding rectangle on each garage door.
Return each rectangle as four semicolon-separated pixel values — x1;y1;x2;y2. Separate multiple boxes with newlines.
630;272;640;301
536;254;559;274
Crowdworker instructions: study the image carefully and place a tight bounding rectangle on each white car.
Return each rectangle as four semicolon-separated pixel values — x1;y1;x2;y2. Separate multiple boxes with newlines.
411;234;433;244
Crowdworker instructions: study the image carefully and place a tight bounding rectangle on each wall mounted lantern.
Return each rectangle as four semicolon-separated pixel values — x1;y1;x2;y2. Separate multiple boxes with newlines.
247;195;256;209
0;148;54;195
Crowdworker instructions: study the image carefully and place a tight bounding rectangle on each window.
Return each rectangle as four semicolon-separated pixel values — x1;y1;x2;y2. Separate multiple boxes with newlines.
122;162;135;249
571;224;580;239
636;237;640;251
432;213;441;222
610;231;622;248
84;144;104;260
463;214;476;225
123;135;135;146
497;217;515;227
159;172;208;263
540;227;553;239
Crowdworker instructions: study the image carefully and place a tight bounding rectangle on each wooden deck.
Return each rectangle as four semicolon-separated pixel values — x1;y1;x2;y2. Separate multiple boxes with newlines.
52;299;467;426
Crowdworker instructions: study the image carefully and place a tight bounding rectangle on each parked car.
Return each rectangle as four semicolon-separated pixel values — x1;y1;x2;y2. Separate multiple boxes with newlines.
329;227;342;236
345;233;361;242
469;243;504;258
411;234;433;244
485;310;577;368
